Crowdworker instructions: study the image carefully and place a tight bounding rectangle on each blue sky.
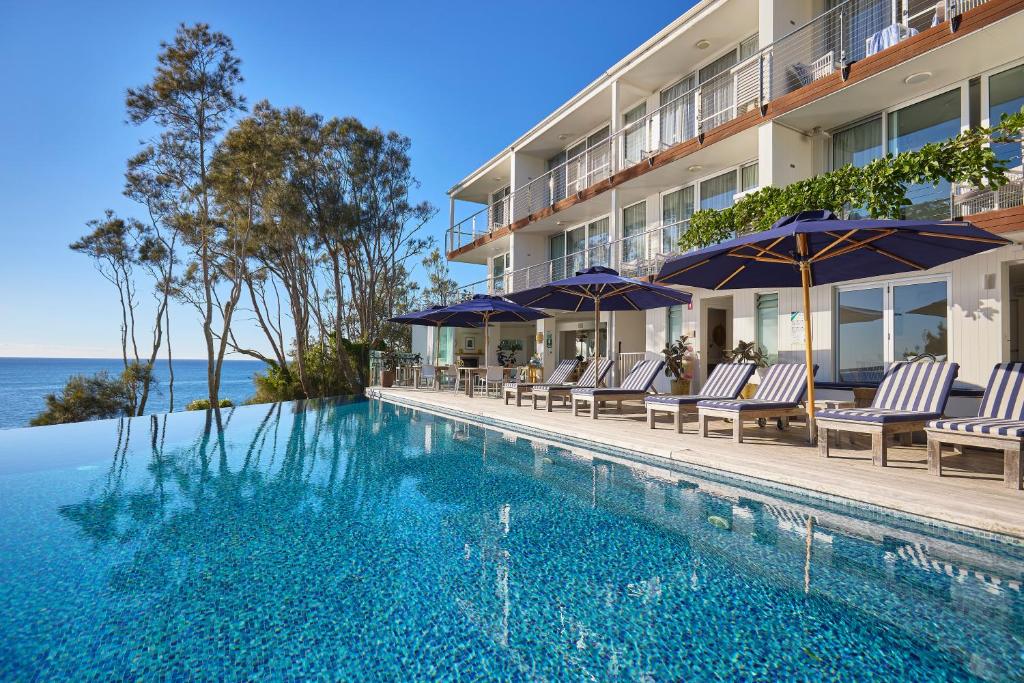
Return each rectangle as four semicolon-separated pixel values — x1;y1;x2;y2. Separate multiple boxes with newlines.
0;0;690;358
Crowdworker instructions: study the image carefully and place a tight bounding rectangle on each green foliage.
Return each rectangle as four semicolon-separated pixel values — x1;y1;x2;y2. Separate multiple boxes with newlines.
680;108;1024;250
723;340;769;368
662;335;694;380
249;338;365;404
185;398;235;411
496;339;524;367
31;371;140;426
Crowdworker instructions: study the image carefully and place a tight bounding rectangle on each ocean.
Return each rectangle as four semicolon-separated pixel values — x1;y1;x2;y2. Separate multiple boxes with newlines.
0;357;265;430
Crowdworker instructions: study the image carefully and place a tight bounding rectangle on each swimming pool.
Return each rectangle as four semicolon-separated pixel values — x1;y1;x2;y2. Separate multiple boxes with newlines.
0;397;1021;680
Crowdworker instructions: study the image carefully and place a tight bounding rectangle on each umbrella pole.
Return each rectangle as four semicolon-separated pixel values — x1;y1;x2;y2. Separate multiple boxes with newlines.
799;257;816;445
593;298;601;373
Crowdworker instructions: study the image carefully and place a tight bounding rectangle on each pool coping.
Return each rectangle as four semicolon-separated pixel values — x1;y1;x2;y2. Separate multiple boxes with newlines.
370;390;1024;551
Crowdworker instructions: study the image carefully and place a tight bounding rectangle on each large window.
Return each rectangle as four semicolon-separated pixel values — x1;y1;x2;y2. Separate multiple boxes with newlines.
990;63;1024;169
491;253;509;294
699;170;738;212
662;186;694;253
660;75;696;147
667;305;683;344
887;89;962;219
623;104;647;165
756;293;779;364
621;202;647;262
833;117;883;169
549;218;609;278
835;278;949;382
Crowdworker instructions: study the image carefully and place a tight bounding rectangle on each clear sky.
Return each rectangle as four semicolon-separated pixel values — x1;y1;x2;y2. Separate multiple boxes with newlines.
0;0;692;359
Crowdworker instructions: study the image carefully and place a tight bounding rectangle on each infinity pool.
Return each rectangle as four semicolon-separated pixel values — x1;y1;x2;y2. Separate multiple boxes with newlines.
0;398;1021;680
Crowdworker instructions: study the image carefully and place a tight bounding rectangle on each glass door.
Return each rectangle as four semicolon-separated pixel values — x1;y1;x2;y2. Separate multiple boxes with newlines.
836;286;885;382
586;126;611;184
621;202;647;263
549;233;566;282
623;103;647;166
565;225;586;277
892;280;948;361
586;218;609;268
659;75;695;149
565;140;588;195
661;186;694;253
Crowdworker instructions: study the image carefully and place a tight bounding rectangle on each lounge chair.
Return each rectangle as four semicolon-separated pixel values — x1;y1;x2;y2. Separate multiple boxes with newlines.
816;360;959;467
926;362;1024;489
645;362;757;432
572;359;666;419
532;358;614;412
698;363;817;443
503;359;578;406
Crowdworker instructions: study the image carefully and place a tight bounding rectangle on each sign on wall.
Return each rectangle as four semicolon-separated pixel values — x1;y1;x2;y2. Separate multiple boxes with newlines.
789;311;805;347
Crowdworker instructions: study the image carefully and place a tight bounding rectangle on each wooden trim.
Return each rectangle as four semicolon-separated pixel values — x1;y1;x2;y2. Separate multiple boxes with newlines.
448;0;1024;261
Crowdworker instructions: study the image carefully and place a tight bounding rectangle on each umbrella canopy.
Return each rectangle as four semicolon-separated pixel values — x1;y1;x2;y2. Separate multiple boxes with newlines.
506;266;692;368
419;295;550;367
656;210;1011;439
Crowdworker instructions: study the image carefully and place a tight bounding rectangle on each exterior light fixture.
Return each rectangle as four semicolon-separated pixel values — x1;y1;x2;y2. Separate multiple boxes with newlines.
687;164;703;172
904;71;932;85
695;39;711;50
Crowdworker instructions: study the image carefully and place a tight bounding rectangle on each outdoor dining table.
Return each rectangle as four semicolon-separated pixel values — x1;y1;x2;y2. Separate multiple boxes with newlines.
456;367;487;397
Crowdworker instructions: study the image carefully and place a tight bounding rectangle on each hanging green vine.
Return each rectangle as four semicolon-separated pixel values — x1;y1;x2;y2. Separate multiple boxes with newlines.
679;108;1024;250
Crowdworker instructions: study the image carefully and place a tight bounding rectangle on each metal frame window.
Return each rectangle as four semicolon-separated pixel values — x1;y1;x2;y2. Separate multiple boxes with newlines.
834;274;951;381
756;292;779;364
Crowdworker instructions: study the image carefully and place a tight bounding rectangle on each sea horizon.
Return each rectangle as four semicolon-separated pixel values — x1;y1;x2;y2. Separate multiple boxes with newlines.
0;357;267;430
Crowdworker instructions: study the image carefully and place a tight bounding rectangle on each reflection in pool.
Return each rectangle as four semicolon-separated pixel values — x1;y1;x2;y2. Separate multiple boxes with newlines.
0;398;1021;680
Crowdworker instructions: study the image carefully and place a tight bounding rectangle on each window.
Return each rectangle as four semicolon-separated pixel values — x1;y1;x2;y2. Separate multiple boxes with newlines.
550;218;609;277
699;170;737;212
990;63;1024;169
660;75;696;147
622;202;647;262
565;139;588;194
549;233;566;281
888;89;962;219
740;162;759;192
587;217;610;267
833;117;883;169
438;327;454;365
587;126;611;182
662;186;694;253
489;186;510;228
623;104;647;165
835;278;949;382
667;305;683;344
756;293;779;364
492;253;509;294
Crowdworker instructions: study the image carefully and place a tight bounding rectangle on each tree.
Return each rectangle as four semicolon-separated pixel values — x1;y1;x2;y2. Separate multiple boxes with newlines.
31;371;137;426
126;22;245;409
420;248;462;307
70;212;166;416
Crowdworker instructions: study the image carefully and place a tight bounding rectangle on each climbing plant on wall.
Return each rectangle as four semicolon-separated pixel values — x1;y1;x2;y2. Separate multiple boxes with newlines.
679;108;1024;250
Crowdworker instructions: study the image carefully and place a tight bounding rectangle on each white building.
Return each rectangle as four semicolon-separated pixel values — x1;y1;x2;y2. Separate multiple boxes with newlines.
428;0;1024;410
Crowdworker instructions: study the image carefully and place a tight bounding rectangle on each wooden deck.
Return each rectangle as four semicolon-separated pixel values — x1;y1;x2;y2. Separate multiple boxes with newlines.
371;387;1024;541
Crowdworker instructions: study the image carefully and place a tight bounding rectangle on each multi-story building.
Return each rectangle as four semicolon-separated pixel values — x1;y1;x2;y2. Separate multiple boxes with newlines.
424;0;1024;404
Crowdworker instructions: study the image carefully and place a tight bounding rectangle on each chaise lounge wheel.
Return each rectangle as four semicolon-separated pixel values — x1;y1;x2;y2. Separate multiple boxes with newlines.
757;418;767;428
776;418;786;430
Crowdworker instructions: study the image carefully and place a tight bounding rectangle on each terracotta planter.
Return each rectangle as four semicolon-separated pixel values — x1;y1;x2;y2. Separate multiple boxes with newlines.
670;378;691;395
381;370;395;388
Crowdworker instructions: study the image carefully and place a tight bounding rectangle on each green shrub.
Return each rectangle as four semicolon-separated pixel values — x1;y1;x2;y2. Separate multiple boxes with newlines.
31;371;134;426
185;398;234;411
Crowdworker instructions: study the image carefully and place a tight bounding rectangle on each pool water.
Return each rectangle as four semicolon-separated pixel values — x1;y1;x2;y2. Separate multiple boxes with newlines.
0;398;1021;680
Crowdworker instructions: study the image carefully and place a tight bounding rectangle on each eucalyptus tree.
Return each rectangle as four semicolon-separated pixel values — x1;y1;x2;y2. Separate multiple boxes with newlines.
125;22;245;408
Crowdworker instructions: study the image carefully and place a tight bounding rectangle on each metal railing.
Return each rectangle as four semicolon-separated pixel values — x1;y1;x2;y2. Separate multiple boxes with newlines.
952;168;1024;217
447;0;994;254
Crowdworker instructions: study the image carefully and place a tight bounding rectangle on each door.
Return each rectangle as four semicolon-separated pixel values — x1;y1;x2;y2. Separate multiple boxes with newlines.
705;306;731;379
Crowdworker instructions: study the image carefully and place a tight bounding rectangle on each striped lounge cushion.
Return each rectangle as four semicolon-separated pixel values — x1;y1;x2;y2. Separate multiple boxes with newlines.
870;361;959;413
573;359;664;397
546;359;579;386
700;362;757;399
535;358;613;392
927;417;1024;437
698;399;806;412
815;408;937;424
645;394;701;406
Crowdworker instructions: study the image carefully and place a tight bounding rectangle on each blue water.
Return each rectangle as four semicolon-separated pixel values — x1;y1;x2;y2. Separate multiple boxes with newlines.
0;398;1021;680
0;357;265;429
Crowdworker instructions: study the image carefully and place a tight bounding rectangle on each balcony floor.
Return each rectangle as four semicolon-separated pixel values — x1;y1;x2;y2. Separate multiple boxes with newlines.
370;386;1024;540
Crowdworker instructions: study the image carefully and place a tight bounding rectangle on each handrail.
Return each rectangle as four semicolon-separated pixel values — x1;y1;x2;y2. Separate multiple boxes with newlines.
447;0;993;254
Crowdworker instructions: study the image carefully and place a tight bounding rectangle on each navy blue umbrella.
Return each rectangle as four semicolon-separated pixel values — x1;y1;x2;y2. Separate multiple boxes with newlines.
656;210;1010;425
505;266;692;368
419;295;550;365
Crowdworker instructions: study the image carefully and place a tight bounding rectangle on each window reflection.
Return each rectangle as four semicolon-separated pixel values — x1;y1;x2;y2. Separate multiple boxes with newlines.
893;280;948;361
836;287;884;382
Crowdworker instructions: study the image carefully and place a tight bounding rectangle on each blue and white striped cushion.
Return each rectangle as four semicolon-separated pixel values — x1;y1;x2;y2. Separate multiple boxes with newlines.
700;362;757;399
548;358;612;389
978;362;1024;419
547;359;579;386
928;417;1024;437
645;394;701;406
872;361;959;413
697;399;804;412
621;359;665;391
815;407;936;424
751;363;814;404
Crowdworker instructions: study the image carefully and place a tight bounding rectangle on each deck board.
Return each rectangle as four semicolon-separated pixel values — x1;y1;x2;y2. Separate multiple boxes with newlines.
372;387;1024;540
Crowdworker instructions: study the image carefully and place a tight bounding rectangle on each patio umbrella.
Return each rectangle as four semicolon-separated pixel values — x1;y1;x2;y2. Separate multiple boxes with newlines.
419;295;550;367
388;305;480;366
505;266;693;369
656;210;1011;434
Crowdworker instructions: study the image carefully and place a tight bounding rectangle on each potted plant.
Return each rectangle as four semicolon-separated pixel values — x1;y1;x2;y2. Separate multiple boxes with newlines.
662;335;694;394
723;340;769;398
380;349;400;388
